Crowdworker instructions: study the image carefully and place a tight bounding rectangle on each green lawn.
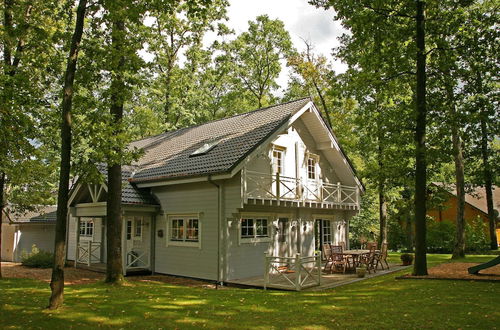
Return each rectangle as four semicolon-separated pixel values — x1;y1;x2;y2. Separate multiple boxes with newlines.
1;254;498;329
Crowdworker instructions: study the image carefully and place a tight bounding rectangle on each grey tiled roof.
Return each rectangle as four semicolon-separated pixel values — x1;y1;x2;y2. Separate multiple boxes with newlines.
4;206;57;224
130;98;311;182
96;164;158;205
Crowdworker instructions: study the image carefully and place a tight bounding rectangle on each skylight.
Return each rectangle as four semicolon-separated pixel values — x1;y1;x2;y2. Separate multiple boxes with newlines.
190;139;219;157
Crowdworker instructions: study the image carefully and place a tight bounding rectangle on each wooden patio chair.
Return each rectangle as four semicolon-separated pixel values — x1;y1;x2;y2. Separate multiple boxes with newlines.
375;242;389;270
322;243;333;272
330;245;350;274
361;245;377;274
366;242;378;251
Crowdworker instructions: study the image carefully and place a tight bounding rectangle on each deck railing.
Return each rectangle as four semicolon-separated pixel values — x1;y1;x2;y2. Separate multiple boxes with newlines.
243;169;359;208
76;241;101;266
264;252;322;291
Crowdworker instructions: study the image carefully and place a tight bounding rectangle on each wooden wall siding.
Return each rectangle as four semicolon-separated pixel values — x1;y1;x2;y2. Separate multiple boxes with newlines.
224;204;346;281
12;225;55;262
1;223;15;261
428;195;489;226
245;118;340;184
67;215;77;260
153;182;219;280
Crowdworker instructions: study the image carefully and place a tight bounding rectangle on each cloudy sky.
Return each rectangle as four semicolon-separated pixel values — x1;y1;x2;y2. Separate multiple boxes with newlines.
225;0;347;88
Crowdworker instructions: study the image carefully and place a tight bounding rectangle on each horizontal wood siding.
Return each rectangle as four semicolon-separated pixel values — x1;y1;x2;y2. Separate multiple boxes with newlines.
67;215;76;260
1;223;15;261
153;182;218;280
225;204;343;280
14;224;55;262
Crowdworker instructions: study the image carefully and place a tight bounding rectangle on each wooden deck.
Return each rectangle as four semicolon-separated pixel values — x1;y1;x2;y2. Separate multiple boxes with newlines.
227;264;410;291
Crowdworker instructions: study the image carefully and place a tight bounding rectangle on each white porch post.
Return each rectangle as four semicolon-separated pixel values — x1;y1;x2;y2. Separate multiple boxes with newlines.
75;217;80;268
294;253;301;291
121;214;127;275
87;240;91;266
263;252;269;290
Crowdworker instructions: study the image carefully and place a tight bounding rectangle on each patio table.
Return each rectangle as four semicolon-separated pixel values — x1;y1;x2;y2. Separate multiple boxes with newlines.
343;249;377;268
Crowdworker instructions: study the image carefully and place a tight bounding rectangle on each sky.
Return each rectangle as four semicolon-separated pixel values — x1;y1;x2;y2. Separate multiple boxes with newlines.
224;0;348;88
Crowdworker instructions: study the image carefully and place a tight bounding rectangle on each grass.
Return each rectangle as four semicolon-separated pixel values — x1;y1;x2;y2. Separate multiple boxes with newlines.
1;254;498;329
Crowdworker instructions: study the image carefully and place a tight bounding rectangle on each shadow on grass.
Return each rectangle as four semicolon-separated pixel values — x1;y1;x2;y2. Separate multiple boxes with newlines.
0;254;499;329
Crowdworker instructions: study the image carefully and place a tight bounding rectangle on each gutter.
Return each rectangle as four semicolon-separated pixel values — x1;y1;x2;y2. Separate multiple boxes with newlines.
208;176;223;288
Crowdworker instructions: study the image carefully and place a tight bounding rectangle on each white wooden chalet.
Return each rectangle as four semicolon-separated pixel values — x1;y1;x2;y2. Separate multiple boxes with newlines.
66;98;364;284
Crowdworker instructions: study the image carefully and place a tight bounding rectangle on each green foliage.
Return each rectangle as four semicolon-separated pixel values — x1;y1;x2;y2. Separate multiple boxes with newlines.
465;217;489;252
426;219;456;253
21;245;53;268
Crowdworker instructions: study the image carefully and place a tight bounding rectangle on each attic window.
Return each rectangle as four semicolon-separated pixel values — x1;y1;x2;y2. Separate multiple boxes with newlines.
190;139;219;157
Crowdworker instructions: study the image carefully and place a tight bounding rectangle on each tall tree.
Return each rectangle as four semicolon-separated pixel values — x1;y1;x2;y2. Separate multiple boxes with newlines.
1;0;64;277
222;15;294;109
48;0;88;309
105;1;127;284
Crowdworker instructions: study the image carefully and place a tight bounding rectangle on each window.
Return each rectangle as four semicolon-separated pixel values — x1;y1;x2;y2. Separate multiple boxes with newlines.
135;218;143;238
272;147;285;174
307;157;317;179
190;139;220;157
322;219;332;244
240;217;269;241
126;220;132;240
167;214;200;247
79;219;94;237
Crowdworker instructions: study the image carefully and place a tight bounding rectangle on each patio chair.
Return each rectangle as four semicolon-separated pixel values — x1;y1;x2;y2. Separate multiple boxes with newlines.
361;245;377;274
366;242;378;251
322;243;333;272
375;242;389;270
330;245;350;274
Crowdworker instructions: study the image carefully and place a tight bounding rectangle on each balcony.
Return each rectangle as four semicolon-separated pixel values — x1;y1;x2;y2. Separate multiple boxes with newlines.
242;169;360;209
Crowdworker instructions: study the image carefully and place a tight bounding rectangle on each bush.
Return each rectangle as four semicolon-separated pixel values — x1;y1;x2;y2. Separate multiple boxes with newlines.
465;217;489;253
426;219;455;253
21;245;53;268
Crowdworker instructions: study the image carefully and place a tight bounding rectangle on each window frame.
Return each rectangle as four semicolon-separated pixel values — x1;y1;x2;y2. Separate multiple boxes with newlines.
166;214;201;248
239;214;271;244
307;153;319;180
271;145;286;175
79;218;94;238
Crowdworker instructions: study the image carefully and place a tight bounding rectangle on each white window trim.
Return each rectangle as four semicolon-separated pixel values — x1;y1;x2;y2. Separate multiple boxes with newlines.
271;145;286;175
307;153;320;181
238;213;272;245
166;213;202;249
313;215;335;247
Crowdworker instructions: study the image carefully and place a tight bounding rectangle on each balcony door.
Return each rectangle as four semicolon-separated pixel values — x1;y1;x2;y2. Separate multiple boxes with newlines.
314;219;332;252
276;217;290;257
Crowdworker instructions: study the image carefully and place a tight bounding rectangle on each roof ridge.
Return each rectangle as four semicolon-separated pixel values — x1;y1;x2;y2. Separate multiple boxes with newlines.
132;98;311;150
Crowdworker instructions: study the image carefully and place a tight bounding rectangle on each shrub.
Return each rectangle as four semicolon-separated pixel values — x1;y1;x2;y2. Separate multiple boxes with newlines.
21;245;53;268
400;253;414;265
426;219;455;253
465;217;489;253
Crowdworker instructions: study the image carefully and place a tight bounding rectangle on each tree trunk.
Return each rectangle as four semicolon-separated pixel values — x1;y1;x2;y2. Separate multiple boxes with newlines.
105;17;126;284
379;182;387;245
480;117;498;250
48;0;87;309
0;172;5;278
413;0;428;276
447;82;466;259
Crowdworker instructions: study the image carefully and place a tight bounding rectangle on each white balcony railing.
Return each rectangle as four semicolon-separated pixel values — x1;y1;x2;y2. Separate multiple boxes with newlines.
242;169;360;208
